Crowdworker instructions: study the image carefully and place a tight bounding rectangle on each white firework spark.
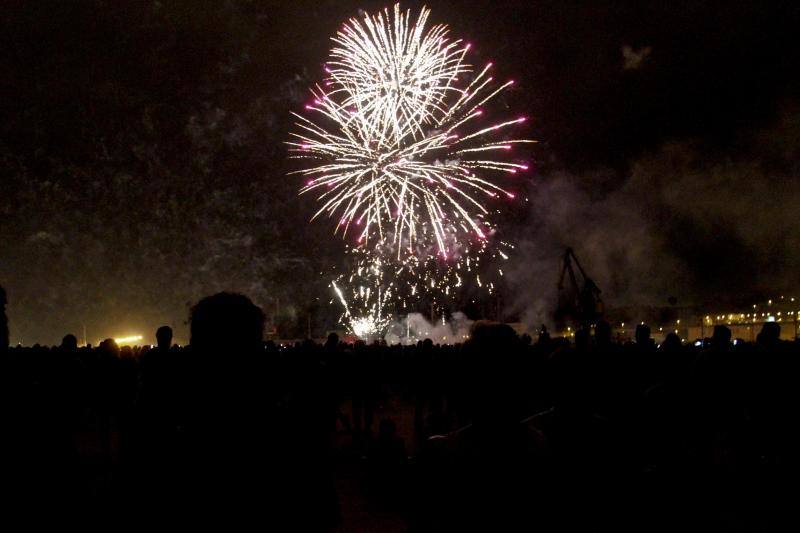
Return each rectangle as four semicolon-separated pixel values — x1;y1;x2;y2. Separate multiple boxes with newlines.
332;258;392;338
290;3;533;259
328;4;469;144
329;226;514;338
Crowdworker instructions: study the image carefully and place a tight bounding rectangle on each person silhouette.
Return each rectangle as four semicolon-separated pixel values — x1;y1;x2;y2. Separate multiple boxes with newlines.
60;334;78;352
537;323;550;346
711;325;732;349
324;331;339;352
416;323;542;532
757;321;780;346
594;320;613;349
636;323;654;347
0;285;9;352
138;325;178;427
178;292;337;528
155;325;173;350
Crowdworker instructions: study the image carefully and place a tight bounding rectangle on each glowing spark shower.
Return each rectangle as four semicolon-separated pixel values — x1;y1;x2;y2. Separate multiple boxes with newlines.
291;4;533;337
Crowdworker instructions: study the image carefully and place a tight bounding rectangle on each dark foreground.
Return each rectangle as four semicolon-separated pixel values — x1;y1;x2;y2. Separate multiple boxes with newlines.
1;294;797;531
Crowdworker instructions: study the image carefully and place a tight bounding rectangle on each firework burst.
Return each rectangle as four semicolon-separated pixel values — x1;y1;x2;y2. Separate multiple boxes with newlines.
290;3;532;258
291;4;533;337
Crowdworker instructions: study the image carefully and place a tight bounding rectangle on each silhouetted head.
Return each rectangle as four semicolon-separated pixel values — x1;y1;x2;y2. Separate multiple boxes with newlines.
156;326;173;349
467;322;519;425
712;325;732;348
190;292;265;355
537;323;550;345
661;332;682;352
325;332;339;351
575;327;591;351
61;334;78;352
99;338;120;358
758;321;780;344
470;321;517;353
0;285;6;307
594;320;612;346
635;324;651;344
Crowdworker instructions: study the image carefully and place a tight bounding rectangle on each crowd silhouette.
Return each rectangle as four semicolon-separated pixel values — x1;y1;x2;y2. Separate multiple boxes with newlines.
0;286;798;531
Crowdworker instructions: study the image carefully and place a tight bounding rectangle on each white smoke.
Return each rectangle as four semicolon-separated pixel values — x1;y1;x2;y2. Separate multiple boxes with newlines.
384;311;473;345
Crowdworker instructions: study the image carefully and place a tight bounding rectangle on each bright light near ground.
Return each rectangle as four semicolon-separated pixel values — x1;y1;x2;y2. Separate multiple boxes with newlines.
114;335;143;346
351;317;381;340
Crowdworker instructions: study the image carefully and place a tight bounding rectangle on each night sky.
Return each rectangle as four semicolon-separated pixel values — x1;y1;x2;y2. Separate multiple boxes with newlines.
2;0;799;344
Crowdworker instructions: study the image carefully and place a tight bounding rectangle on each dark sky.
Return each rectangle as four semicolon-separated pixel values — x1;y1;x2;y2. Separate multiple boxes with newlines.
1;0;799;344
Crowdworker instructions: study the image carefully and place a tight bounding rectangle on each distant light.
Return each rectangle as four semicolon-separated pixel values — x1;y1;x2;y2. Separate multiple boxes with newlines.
767;316;776;322
114;335;143;346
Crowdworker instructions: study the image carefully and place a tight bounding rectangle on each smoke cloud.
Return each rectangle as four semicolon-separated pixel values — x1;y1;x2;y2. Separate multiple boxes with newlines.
506;108;800;328
384;311;473;345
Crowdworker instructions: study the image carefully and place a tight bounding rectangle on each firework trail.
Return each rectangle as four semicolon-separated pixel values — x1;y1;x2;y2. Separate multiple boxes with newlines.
291;4;532;337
